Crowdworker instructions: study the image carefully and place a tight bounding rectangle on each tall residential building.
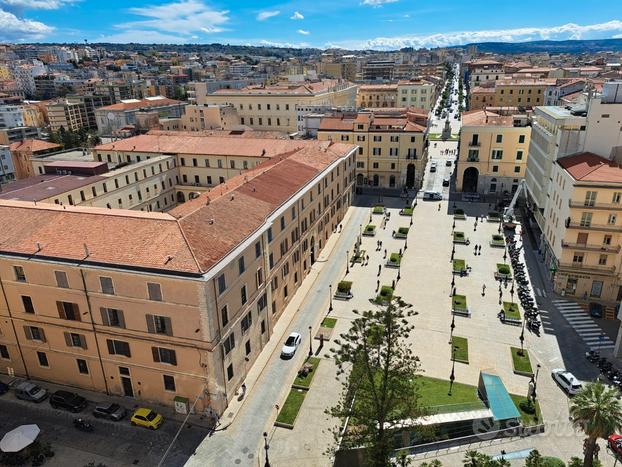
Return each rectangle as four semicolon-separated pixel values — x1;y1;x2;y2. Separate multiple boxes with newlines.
543;153;622;311
0;139;356;415
0;145;15;183
0;105;25;128
456;110;531;195
317;107;428;190
47;95;113;132
199;79;357;133
524;106;587;230
464;59;505;89
362;60;395;81
583;81;622;159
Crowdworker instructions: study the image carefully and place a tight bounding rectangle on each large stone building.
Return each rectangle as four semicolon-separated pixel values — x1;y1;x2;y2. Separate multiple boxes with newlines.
317;107;428;190
456;110;531;196
199;79;357;133
0;138;356;415
356;80;437;111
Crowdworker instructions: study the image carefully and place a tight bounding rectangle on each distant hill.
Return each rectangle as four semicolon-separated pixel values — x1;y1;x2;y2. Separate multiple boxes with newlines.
456;38;622;54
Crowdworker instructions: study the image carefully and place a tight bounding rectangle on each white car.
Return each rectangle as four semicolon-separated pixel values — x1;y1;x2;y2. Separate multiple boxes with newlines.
281;332;302;359
551;369;582;395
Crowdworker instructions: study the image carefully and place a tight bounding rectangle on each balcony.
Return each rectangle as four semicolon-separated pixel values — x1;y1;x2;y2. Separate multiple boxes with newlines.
558;262;616;275
561;241;621;253
569;200;622;210
468;141;481;147
466;157;479;162
566;222;622;233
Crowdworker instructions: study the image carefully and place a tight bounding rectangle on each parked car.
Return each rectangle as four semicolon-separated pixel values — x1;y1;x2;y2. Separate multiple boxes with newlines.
589;302;603;318
442;178;450;187
14;381;48;403
281;332;302;359
430;162;437;173
130;408;163;430
445;160;452;166
608;434;622;458
49;390;87;412
0;381;9;395
93;403;126;421
551;369;582;395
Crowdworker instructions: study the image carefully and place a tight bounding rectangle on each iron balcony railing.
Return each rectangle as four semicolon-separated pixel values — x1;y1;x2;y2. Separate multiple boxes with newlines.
569;200;622;210
558;262;616;274
561;241;621;253
566;222;622;233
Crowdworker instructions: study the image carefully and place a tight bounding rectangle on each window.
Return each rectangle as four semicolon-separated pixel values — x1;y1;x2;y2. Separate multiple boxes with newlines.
163;375;176;391
217;274;226;294
13;265;25;282
516;150;523;160
514;166;521;173
241;285;247;305
223;333;235;355
261;320;266;334
256;268;263;287
257;293;267;312
100;308;125;328
100;277;115;295
65;332;87;349
255;241;261;258
21;296;34;314
221;305;229;327
107;340;131;357
572;253;584;264
37;351;48;367
373;135;382;142
57;301;80;321
54;271;68;288
608;214;617;225
267;228;273;243
147;282;162;301
599;254;608;265
518;135;525;144
492;165;499;173
241;311;252;334
0;344;9;359
238;256;245;274
280;216;286;230
152;347;177;365
613;192;622;204
146;314;173;336
77;359;89;374
245;340;251;356
25;326;45;342
496;134;503;143
227;364;234;381
580;212;592;227
372;148;381;156
584;191;597;207
491;150;503;160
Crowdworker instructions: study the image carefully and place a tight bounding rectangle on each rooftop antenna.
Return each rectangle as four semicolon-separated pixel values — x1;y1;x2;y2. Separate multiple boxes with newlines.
83;243;90;259
35;242;41;252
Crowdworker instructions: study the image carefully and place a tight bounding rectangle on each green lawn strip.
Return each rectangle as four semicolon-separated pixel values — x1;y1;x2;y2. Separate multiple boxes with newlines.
401;207;413;216
503;302;521;320
453;259;466;272
389;253;401;264
321;317;337;328
418;376;484;414
365;224;376;232
275;389;307;427
373;206;384;214
293;357;321;389
453;231;466;241
491;234;505;246
452;294;467;310
509;394;542;426
337;281;352;294
451;336;469;363
510;347;533;375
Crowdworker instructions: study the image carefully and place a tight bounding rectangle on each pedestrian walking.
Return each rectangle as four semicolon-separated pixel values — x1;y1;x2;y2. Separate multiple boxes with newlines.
482;284;486;296
376;279;380;291
384;249;387;259
378;264;382;276
438;204;441;211
379;240;383;249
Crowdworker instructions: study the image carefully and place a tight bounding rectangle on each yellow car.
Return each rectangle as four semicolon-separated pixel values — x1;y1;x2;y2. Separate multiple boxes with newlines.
130;408;163;430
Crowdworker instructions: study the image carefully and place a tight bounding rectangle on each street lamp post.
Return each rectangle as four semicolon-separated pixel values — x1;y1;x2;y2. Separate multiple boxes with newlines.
346;250;350;274
263;432;271;467
448;346;457;395
519;319;526;355
308;326;313;357
449;313;455;343
498;217;502;234
397;264;401;281
329;284;333;311
532;364;541;402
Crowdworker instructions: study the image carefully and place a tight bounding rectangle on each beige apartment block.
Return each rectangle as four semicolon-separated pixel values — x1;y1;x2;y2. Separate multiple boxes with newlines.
200;79;357;133
456;110;531;196
542;153;622;311
0;139;356;415
179;104;241;131
317;107;428;190
47;100;89;132
356;84;398;108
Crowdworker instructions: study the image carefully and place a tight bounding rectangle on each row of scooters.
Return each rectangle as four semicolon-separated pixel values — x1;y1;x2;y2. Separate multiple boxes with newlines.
585;350;622;389
507;233;541;335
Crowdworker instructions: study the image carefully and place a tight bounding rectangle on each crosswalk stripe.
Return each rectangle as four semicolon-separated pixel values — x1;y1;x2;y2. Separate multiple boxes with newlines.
557;304;584;310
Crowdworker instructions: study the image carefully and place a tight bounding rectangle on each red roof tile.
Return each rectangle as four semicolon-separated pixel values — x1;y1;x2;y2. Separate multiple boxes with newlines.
558;153;622;183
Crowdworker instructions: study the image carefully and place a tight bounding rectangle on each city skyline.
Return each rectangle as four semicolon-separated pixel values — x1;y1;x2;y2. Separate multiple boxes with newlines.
0;0;620;50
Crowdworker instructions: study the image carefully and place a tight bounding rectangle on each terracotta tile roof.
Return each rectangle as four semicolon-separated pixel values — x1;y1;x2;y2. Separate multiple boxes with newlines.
471;87;495;94
0;141;356;275
94;133;310;158
461;110;513;127
558;153;622;183
212;79;350;96
358;84;398;91
318;108;427;132
9;139;61;153
96;96;183;112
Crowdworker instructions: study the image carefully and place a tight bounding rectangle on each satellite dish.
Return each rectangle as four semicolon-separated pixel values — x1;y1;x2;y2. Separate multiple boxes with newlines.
107;112;115;121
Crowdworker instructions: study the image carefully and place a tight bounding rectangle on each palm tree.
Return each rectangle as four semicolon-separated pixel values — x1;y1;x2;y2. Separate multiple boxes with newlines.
569;381;622;467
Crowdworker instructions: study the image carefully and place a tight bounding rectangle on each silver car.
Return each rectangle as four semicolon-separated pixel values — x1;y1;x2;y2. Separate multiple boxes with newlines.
93;402;126;421
14;381;48;403
551;369;582;395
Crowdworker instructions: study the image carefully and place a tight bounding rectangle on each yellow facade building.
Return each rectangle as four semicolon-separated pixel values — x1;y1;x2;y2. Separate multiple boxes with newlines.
318;107;428;190
456;110;531;196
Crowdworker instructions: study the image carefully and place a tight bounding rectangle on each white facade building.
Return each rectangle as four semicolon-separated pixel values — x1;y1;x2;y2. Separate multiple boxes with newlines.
584;81;622;159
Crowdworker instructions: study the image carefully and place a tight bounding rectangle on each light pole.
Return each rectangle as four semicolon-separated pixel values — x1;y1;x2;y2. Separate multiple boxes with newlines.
448;346;457;395
449;313;455;343
329;284;333;311
263;432;271;467
308;326;313;357
519;319;526;355
498;217;502;234
397;264;401;281
346;250;350;274
532;364;541;402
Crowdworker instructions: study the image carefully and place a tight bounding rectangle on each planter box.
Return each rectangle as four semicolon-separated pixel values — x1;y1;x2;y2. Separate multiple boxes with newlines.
335;281;352;300
394;228;410;239
453;232;469;244
386;253;401;268
490;235;505;248
501;317;522;326
495;263;512;280
452;307;471;317
373;286;394;305
487;212;502;223
452;259;467;274
400;208;413;216
452;294;470;316
362;225;377;237
334;291;353;300
453;209;466;220
372;206;384;215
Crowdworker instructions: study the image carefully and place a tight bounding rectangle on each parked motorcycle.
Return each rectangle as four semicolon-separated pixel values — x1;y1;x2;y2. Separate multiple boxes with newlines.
73;418;94;432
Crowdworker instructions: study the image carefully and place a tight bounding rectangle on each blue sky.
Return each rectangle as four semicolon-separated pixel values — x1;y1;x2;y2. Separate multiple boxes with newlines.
1;0;622;50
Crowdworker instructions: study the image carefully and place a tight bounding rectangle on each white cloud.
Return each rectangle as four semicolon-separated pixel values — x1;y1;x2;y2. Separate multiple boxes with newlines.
290;11;303;20
361;0;398;6
332;20;622;50
297;29;310;35
1;0;75;9
258;39;310;48
0;8;52;39
256;10;279;21
117;0;229;34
